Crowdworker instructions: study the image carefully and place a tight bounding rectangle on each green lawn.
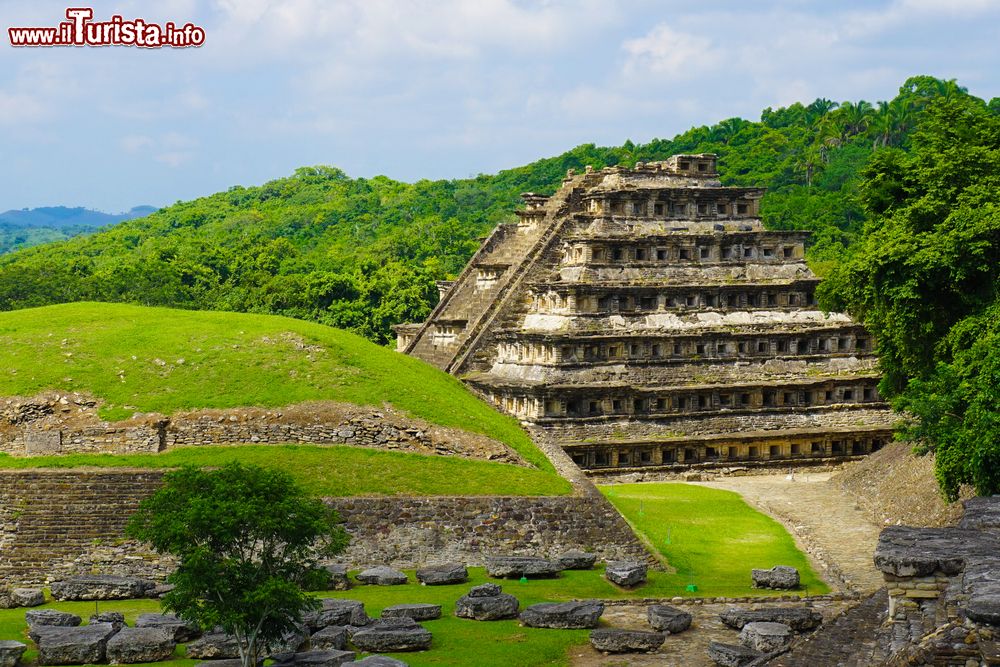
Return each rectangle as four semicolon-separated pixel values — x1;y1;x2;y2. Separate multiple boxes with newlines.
0;562;829;667
0;444;572;497
601;483;829;596
0;302;553;473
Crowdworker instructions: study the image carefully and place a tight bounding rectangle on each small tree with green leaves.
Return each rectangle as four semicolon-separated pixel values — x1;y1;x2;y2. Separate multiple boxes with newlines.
127;463;348;667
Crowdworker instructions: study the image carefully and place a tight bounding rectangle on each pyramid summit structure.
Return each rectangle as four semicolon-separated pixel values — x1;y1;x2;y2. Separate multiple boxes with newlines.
395;155;895;474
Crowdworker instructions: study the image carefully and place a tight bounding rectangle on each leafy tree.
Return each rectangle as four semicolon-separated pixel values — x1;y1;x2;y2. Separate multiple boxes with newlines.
127;463;349;667
821;95;1000;500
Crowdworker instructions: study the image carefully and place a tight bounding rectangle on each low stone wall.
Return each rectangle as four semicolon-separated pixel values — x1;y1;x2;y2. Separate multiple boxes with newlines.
332;495;649;569
0;395;522;465
0;469;650;585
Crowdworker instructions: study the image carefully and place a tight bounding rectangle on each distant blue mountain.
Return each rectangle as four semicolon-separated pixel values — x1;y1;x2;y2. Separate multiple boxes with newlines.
0;205;157;229
0;205;157;254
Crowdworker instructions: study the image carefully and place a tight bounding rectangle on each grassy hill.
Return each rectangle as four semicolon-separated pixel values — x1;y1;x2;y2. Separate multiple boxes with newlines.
0;76;984;344
0;302;565;488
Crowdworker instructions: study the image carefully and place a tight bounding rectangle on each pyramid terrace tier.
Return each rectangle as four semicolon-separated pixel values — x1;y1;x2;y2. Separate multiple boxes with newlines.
484;356;878;388
561;423;896;472
558;229;810;269
541;404;896;445
469;374;885;422
491;322;874;365
578;186;766;220
523;280;821;320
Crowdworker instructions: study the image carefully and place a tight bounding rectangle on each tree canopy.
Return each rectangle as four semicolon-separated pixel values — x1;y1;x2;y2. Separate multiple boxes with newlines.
126;463;349;667
821;95;1000;500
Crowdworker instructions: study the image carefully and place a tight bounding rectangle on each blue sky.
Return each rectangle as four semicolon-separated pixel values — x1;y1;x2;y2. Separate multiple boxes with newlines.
1;0;999;212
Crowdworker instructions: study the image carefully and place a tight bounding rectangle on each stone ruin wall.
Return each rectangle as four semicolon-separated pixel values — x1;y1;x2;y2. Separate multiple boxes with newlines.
0;469;650;586
0;394;522;465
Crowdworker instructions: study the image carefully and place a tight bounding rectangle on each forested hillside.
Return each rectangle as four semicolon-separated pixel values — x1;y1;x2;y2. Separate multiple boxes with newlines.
0;76;988;344
821;94;1000;500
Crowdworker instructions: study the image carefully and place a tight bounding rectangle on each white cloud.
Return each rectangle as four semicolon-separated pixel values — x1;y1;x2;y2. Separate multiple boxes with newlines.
622;23;721;80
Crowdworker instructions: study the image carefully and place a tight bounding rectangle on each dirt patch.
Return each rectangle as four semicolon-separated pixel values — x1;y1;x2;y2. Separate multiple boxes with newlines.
833;441;967;528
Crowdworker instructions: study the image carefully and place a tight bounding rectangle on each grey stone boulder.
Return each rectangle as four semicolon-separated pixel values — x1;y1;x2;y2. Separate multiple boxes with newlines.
34;623;118;666
751;566;800;590
346;657;408;666
0;641;26;667
135;613;202;642
271;649;356;667
707;641;762;667
415;563;467;586
50;575;155;601
454;585;519;621
485;556;562;579
305;599;369;630
310;625;348;651
12;588;45;607
605;560;647;587
321;564;351;591
589;629;665;653
271;628;310;656
739;622;792;652
193;661;245;667
719;607;822;632
185;632;241;659
355;566;408;586
468;583;501;597
91;611;126;633
0;588;13;610
555;550;598;570
346;618;418;640
381;603;441;621
647;605;692;634
26;610;82;642
519;600;604;629
106;627;176;664
351;624;431;652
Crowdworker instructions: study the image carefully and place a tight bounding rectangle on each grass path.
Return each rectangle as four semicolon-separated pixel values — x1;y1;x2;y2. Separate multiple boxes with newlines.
600;482;830;596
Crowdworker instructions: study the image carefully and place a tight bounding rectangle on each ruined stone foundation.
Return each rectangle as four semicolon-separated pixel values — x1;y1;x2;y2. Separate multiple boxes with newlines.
397;154;895;473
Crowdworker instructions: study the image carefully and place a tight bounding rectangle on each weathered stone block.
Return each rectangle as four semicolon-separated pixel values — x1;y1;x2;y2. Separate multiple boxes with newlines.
0;641;26;667
751;566;800;590
351;625;432;653
719;606;822;631
11;589;44;608
454;588;519;621
106;627;176;664
555;549;597;570
35;623;117;666
381;603;441;621
739;621;792;652
707;640;762;667
589;629;665;653
519;600;604;629
135;613;201;642
50;575;154;601
310;625;348;651
305;599;369;630
485;556;562;579
647;604;692;633
415;563;467;586
355;566;408;586
605;560;647;587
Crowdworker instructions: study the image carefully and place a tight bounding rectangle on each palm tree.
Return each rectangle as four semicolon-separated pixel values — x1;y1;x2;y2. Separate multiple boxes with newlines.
834;100;875;139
